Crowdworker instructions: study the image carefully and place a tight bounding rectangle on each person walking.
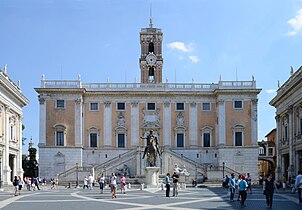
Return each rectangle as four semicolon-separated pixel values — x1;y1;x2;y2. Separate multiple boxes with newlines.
110;173;117;199
172;172;179;197
290;175;296;194
263;174;275;209
99;174;105;194
120;175;126;194
238;175;248;207
246;173;252;194
83;176;88;189
281;174;287;191
236;174;242;201
13;176;19;196
164;173;171;197
295;170;302;204
88;174;94;190
18;176;23;195
229;173;236;202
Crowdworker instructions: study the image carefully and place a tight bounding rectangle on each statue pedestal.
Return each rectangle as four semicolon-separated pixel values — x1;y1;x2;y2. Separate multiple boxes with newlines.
145;167;159;188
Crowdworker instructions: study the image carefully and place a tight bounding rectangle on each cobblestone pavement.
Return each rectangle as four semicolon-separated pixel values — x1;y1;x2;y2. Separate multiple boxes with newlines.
0;185;301;210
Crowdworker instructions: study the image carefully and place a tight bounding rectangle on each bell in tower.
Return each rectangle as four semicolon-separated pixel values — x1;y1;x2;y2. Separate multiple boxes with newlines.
139;17;163;84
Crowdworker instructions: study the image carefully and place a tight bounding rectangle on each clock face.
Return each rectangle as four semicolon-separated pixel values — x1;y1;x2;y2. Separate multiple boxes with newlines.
146;54;157;66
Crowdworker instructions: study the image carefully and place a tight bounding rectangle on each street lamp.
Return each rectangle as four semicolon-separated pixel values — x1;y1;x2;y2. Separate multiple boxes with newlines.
222;162;225;178
76;163;79;188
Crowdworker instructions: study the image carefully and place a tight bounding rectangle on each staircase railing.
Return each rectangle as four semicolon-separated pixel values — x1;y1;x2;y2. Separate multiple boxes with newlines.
165;149;206;170
94;149;137;173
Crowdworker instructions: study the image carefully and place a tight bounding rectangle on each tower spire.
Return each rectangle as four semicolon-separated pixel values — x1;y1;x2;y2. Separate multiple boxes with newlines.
149;4;153;28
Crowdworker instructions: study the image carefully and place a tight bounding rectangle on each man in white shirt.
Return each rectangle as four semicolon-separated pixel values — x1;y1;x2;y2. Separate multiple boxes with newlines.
88;174;94;190
295;170;302;204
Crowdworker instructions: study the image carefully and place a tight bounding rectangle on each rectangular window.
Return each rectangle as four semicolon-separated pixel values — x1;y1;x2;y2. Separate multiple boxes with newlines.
203;133;211;147
56;100;65;108
176;103;184;111
117;102;125;110
118;134;125;148
147;103;156;110
56;131;64;146
202;103;211;111
90;103;99;111
284;126;288;140
90;133;97;148
235;131;242;146
268;148;273;156
234;100;243;109
177;133;184;147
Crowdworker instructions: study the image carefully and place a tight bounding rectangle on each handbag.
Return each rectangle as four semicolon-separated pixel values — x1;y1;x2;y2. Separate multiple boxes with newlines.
263;190;267;195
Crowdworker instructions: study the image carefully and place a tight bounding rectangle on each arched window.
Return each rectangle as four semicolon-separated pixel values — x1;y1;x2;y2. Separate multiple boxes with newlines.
54;125;66;146
259;147;264;155
149;42;154;53
148;67;154;82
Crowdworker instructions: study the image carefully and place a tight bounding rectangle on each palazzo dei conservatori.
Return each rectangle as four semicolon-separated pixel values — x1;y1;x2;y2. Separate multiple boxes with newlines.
35;20;261;184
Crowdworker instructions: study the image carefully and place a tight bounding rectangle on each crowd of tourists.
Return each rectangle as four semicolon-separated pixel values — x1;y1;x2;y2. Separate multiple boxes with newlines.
222;170;302;208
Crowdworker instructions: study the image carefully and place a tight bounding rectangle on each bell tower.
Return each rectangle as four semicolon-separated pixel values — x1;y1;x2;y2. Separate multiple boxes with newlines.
139;16;163;84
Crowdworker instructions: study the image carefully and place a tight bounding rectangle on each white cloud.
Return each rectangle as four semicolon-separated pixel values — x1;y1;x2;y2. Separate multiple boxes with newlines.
266;89;276;94
287;9;302;36
167;42;193;52
188;55;200;63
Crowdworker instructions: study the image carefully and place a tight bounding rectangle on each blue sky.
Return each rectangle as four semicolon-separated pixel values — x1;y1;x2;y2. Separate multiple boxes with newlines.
1;0;302;153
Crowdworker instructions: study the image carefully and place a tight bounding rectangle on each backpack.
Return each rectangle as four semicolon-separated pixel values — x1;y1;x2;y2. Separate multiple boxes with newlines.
13;179;18;186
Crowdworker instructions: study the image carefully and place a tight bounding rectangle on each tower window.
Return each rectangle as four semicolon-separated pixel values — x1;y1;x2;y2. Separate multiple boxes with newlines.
149;42;154;53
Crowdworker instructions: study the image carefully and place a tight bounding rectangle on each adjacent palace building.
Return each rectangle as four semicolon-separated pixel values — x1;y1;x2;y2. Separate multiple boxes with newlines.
35;21;261;182
270;66;302;180
0;66;29;185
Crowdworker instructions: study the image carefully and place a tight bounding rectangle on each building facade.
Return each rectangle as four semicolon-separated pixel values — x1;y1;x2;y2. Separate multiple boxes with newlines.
35;21;261;182
270;66;302;180
0;65;29;185
258;129;276;179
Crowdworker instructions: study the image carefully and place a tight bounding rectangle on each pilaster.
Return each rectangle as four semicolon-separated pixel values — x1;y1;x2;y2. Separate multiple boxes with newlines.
104;101;112;147
217;100;226;145
131;102;139;147
163;102;171;146
74;97;83;147
251;99;258;145
189;102;198;147
38;96;46;147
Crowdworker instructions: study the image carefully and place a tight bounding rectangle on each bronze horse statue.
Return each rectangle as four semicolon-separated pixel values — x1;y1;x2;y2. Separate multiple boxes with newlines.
141;130;161;167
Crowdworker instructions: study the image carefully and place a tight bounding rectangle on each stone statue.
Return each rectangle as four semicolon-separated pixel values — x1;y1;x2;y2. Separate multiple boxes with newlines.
140;130;161;167
115;164;130;177
174;164;190;176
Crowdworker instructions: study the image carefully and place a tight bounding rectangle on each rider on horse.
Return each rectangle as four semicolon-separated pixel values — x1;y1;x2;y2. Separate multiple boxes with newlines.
141;130;161;159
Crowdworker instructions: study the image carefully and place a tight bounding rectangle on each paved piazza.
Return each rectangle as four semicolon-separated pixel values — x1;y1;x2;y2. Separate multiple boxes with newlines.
0;185;300;210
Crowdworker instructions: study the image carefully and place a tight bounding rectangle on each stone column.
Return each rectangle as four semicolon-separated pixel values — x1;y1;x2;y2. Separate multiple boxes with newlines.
74;98;83;147
3;106;11;184
17;115;24;178
163;102;171;147
104;101;112;148
38;97;46;147
251;99;258;145
275;115;281;180
130;102;139;147
189;102;198;147
217;100;226;145
288;106;294;177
